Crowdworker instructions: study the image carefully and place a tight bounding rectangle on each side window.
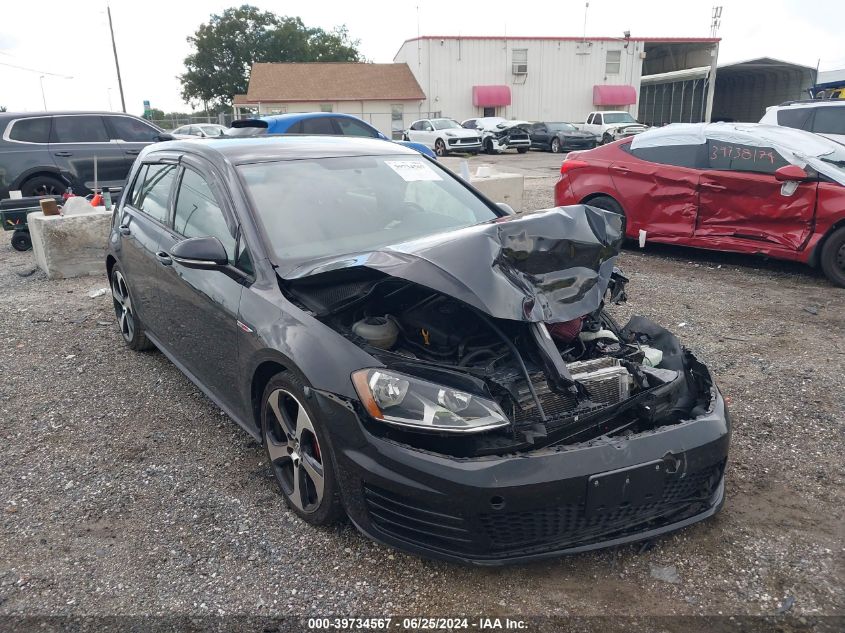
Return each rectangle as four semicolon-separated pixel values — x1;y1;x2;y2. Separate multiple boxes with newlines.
334;117;378;137
422;121;433;131
627;143;709;169
51;116;109;143
173;168;237;264
8;118;51;143
287;121;302;134
132;163;177;222
299;117;336;135
706;141;789;174
410;121;422;131
107;116;160;142
462;120;476;129
594;114;603;125
236;238;254;276
586;114;594;125
811;107;845;136
776;108;813;131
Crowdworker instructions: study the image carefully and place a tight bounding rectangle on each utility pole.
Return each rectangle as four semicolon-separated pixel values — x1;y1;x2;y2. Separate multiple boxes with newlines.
107;4;126;113
39;76;47;110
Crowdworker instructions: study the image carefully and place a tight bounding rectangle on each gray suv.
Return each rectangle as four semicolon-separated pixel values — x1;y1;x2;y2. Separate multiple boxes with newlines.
0;112;166;198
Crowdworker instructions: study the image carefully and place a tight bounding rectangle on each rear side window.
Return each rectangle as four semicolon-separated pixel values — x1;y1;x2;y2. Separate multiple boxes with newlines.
335;117;378;137
51;116;109;143
8;117;51;143
131;163;177;223
776;107;812;130
626;143;709;169
108;116;160;142
299;117;336;135
173;168;236;264
811;107;845;136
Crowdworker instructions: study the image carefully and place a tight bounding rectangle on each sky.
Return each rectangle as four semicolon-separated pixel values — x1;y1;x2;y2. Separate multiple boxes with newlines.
1;0;844;115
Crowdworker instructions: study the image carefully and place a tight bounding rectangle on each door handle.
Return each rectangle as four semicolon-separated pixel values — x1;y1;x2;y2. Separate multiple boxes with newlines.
118;224;131;236
610;165;630;173
125;149;141;155
155;251;173;266
54;151;73;157
701;182;727;191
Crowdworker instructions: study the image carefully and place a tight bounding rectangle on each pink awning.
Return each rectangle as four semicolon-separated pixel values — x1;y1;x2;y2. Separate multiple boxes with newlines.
593;85;637;106
472;85;511;107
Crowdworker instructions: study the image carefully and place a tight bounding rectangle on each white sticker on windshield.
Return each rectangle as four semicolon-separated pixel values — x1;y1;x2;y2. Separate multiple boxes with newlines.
385;160;442;182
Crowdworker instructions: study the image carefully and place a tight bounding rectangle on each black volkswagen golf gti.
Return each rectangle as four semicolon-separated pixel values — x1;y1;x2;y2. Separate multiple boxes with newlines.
106;135;729;564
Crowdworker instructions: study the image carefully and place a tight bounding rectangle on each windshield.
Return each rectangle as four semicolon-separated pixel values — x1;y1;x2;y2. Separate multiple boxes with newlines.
201;125;224;135
548;122;577;132
432;119;462;130
239;155;500;262
603;113;637;124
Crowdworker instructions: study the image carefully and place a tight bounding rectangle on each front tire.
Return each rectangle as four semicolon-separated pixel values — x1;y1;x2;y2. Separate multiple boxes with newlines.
484;139;497;155
517;147;529;154
601;132;613;145
434;138;448;157
110;265;154;351
262;373;344;526
820;226;845;287
550;137;561;153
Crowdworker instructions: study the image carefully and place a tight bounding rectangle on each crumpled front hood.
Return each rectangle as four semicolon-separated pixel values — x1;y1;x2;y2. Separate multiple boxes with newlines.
280;205;625;323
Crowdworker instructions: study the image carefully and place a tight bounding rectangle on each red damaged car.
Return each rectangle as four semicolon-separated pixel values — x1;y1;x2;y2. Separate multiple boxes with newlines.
554;123;845;286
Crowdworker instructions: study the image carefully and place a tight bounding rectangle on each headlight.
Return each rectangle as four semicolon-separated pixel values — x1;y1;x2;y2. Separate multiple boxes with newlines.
351;368;510;434
444;131;457;137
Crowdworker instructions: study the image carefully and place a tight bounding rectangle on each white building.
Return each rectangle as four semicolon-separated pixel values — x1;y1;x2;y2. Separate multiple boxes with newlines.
394;36;721;123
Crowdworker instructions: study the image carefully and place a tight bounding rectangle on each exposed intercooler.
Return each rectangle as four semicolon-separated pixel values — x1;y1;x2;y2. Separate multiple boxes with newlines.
514;357;632;423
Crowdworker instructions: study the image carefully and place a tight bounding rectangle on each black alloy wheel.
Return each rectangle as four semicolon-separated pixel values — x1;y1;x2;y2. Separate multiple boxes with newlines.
262;374;343;525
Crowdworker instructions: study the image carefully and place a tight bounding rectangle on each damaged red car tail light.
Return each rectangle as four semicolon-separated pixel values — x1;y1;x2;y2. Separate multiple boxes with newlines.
560;159;590;176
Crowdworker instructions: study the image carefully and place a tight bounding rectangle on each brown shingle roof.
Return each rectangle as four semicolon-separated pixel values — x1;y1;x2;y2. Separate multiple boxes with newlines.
243;63;425;102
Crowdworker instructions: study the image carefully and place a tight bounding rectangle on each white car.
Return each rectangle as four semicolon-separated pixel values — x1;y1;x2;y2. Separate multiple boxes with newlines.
460;117;531;154
405;118;482;156
759;100;845;145
575;111;648;145
171;123;228;138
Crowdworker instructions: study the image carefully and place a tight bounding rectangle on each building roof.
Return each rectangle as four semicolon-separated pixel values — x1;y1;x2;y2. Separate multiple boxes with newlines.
241;63;425;103
399;35;720;45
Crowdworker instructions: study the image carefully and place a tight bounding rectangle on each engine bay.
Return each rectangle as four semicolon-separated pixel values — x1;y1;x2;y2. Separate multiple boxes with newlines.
283;268;713;456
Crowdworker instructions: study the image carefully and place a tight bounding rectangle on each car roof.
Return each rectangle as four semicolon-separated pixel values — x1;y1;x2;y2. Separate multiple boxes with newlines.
146;134;418;165
776;100;845;108
631;122;842;158
0;111;142;117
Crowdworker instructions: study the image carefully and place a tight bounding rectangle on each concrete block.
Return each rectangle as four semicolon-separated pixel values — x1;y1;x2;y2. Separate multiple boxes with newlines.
439;158;525;212
29;210;111;279
468;172;524;212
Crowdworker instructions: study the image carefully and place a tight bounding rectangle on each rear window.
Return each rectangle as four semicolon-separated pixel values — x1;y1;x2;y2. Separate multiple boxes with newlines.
625;143;708;169
8;117;51;143
776;107;813;130
51;116;109;143
811;107;845;136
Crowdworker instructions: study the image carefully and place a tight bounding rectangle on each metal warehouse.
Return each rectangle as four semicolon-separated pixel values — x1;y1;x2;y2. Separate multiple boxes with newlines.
393;35;721;123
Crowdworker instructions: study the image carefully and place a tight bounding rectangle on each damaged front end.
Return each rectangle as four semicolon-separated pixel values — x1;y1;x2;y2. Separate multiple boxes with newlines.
279;205;729;562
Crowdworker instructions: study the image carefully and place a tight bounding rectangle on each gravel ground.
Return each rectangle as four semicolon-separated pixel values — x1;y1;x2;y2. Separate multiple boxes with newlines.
1;162;843;629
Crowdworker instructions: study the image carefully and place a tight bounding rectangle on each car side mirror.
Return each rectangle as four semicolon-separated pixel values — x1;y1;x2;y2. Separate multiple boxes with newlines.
154;133;174;142
377;131;388;140
169;236;228;269
774;165;811;182
496;202;516;215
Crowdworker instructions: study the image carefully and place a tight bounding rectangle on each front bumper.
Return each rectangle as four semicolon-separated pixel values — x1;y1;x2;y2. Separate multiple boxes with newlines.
490;136;531;151
446;137;482;151
321;387;730;565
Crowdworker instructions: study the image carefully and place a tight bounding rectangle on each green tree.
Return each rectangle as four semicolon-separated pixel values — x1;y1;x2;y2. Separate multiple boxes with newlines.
180;5;361;110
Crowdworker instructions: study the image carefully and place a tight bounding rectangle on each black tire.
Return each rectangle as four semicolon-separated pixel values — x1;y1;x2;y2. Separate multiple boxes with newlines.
11;231;31;251
261;372;344;526
585;195;625;217
819;226;845;287
20;174;66;197
434;138;448;157
550;137;561;153
517;147;529;154
601;132;613;145
484;138;497;155
110;264;155;351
